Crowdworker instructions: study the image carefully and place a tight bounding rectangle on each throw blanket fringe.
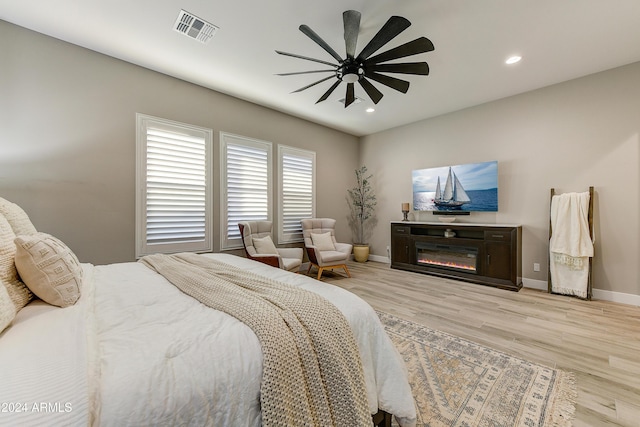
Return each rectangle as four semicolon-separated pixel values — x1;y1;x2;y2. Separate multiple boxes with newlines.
139;253;370;427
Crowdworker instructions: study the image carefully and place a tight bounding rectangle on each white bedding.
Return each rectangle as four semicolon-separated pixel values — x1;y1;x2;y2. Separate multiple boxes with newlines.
0;253;416;427
0;265;95;427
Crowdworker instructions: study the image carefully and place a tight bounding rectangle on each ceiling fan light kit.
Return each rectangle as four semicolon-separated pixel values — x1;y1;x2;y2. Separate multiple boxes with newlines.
276;10;434;108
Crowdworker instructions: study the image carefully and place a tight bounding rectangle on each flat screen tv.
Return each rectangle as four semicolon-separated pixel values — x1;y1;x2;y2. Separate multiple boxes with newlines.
412;160;498;212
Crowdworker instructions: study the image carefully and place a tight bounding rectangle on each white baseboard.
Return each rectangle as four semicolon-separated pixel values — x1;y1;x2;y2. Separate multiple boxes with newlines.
592;288;640;306
368;254;390;263
365;258;639;307
522;278;547;291
524;278;640;306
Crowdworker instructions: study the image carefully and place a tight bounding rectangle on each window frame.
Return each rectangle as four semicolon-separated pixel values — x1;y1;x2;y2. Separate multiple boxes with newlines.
135;113;213;258
277;145;316;244
219;132;272;250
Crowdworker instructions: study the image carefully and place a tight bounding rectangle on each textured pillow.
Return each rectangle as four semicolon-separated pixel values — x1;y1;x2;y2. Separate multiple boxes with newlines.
0;214;33;312
14;233;82;308
252;235;279;255
0;197;37;236
311;232;336;251
0;282;16;333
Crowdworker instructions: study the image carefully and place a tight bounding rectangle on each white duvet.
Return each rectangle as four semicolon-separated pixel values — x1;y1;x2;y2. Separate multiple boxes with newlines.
0;266;95;427
0;254;416;427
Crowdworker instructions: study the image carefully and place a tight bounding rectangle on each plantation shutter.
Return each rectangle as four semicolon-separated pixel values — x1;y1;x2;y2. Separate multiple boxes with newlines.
221;133;271;249
136;114;212;257
278;146;315;243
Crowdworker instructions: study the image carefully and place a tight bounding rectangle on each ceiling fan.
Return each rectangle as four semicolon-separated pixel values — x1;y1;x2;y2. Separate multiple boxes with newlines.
276;10;435;107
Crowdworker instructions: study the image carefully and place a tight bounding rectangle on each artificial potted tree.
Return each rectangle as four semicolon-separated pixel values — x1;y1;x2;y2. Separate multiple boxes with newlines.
347;166;377;262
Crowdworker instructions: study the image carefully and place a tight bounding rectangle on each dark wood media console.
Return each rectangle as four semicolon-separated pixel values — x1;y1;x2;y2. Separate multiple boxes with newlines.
391;221;522;291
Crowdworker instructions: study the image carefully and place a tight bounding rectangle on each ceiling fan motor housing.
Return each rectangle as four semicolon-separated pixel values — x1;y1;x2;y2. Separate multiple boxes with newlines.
339;59;364;83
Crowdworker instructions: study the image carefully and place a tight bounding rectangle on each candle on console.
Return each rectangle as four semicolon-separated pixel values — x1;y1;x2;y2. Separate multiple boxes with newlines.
402;203;410;211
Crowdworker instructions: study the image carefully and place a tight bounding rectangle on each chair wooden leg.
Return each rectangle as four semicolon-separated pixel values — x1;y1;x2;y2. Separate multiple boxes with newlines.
343;264;351;278
309;263;350;281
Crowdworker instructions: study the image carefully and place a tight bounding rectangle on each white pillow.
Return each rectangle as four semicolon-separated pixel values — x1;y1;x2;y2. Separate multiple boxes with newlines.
14;233;82;308
252;235;279;255
311;232;336;251
0;214;32;312
0;197;37;236
0;282;16;333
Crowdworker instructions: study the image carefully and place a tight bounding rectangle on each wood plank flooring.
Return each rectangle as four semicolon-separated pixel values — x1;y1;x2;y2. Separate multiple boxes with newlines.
315;261;640;427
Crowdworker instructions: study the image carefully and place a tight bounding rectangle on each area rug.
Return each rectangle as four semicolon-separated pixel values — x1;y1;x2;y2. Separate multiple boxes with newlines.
377;311;577;427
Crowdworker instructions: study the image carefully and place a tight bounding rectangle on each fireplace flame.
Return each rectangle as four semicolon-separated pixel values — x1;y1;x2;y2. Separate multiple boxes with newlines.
417;259;476;271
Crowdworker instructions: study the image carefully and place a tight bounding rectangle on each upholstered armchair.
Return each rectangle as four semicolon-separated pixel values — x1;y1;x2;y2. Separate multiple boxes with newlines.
238;221;303;272
301;218;352;280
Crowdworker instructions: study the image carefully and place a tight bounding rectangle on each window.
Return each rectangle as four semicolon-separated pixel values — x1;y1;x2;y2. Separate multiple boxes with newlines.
136;114;212;257
277;146;315;243
220;132;272;250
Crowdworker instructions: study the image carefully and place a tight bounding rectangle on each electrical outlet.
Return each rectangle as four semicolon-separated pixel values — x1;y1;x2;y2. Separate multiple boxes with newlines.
386;246;391;259
533;263;540;272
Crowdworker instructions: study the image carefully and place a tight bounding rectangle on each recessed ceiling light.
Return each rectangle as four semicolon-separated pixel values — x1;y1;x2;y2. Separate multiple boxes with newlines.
366;108;375;113
505;55;522;65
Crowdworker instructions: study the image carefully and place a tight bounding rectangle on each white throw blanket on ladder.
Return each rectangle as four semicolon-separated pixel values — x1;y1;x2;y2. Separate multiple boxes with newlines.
549;192;593;298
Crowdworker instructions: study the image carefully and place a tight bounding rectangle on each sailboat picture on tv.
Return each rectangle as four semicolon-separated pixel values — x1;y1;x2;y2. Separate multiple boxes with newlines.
412;161;498;212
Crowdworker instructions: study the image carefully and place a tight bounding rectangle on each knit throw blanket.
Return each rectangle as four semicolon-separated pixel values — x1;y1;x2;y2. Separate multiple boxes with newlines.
139;253;371;427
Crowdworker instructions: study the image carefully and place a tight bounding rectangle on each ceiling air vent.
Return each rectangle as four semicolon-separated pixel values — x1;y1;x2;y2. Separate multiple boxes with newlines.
174;10;218;44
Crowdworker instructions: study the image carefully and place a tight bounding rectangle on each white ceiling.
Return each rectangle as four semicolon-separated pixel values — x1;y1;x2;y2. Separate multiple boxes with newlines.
2;0;640;136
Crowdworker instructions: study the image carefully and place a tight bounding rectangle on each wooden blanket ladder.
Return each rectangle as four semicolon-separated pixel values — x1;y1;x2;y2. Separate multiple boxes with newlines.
547;186;594;300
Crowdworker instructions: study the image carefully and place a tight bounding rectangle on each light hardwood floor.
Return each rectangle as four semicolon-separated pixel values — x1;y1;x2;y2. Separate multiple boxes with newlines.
315;261;640;427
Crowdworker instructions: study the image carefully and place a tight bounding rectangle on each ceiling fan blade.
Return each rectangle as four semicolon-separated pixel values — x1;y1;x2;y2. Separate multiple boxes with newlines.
364;70;410;93
343;10;361;59
299;25;344;63
368;62;429;75
344;83;355;107
364;37;435;64
276;50;338;67
316;80;342;103
358;78;384;104
356;16;411;61
292;75;336;93
277;69;336;76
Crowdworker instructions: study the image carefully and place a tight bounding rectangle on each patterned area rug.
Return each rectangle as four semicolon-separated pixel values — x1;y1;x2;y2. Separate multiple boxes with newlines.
377;311;577;427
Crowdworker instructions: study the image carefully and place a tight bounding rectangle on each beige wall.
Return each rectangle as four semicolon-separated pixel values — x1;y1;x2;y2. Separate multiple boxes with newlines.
0;21;359;264
360;62;640;296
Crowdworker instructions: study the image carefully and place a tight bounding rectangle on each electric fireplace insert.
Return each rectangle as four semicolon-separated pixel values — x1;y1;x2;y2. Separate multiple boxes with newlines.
415;242;478;273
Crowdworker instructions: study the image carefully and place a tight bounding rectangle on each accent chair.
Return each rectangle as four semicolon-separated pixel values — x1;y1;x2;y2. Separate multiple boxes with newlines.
301;218;352;280
238;221;303;272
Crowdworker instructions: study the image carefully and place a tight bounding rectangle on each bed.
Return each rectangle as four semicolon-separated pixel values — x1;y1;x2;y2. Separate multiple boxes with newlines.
0;198;416;427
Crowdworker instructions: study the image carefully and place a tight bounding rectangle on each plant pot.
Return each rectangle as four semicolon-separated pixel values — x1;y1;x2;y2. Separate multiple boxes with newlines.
353;244;370;263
